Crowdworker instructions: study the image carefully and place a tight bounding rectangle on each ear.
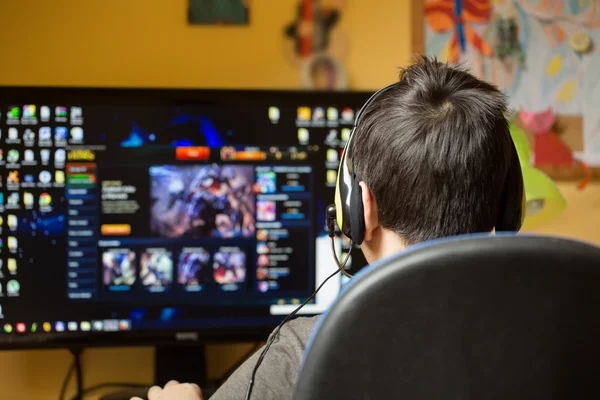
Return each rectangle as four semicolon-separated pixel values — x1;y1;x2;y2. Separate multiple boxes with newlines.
359;181;379;242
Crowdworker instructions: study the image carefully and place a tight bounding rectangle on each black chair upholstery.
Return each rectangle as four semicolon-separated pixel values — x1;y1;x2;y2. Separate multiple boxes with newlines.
295;235;600;400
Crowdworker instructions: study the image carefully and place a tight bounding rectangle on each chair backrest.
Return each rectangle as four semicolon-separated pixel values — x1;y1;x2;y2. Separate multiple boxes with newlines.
295;235;600;400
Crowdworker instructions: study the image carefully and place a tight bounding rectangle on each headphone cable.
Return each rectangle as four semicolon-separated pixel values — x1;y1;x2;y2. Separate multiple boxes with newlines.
244;238;353;400
332;238;354;279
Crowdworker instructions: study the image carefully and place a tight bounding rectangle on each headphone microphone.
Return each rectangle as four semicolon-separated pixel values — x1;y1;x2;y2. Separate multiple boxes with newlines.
326;203;353;278
326;204;337;238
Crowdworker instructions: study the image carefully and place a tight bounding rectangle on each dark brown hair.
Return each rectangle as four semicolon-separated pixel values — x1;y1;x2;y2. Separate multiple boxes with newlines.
354;56;512;244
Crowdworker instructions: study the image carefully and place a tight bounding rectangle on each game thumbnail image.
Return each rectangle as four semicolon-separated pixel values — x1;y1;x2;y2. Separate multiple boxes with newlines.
256;171;276;194
213;248;246;285
103;249;136;289
257;200;276;221
150;165;256;239
140;248;174;289
178;247;212;288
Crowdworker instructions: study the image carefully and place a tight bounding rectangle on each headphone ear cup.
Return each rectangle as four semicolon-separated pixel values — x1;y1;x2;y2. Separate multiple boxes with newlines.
496;143;525;232
349;178;366;245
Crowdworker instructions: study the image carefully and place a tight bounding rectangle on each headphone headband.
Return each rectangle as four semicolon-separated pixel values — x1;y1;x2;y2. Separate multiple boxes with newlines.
330;82;524;246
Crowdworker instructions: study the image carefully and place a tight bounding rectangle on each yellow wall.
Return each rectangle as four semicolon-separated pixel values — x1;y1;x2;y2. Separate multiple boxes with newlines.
0;0;599;399
0;0;412;90
0;0;414;399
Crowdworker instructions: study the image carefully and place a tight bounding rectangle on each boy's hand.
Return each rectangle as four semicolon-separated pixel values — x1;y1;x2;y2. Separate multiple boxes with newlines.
131;380;203;400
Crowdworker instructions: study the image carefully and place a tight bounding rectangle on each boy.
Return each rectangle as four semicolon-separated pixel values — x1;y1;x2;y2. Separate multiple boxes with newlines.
137;56;514;400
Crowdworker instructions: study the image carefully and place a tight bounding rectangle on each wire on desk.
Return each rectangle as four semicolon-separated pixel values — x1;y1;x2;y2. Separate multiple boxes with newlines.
59;359;76;400
74;348;83;400
60;348;83;400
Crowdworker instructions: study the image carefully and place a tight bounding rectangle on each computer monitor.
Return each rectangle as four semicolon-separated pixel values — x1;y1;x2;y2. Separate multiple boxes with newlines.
0;86;373;350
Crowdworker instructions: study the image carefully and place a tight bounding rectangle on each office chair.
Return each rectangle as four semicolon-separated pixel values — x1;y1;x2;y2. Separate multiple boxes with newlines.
295;234;600;400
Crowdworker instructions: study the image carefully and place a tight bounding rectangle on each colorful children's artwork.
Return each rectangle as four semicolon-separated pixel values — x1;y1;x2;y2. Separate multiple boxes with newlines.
284;0;348;90
424;0;600;166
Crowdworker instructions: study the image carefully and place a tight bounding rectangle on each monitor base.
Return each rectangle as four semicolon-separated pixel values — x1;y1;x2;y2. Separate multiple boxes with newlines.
154;344;208;388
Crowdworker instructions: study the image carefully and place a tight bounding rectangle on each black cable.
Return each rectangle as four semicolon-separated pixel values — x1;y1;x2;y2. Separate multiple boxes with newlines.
58;360;76;400
68;383;153;400
244;239;353;400
331;238;353;278
73;348;83;400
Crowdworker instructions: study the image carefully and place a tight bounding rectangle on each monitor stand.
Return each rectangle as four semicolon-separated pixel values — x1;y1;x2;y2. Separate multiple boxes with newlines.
99;344;216;400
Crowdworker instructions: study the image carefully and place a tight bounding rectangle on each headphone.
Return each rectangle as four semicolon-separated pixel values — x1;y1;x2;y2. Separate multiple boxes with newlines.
327;83;526;246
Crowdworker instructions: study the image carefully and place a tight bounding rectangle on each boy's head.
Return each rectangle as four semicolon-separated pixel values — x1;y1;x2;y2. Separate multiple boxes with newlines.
353;56;514;262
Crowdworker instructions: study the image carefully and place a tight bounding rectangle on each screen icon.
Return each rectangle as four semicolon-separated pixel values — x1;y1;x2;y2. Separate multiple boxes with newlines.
326;170;338;185
70;107;83;122
43;322;51;332
39;127;51;141
22;105;36;119
16;323;26;333
7;149;19;164
0;149;3;162
55;106;67;119
23;174;34;184
312;107;325;121
8;259;17;274
7;193;20;207
341;128;351;142
23;128;35;142
55;171;65;185
341;107;354;122
8;106;19;119
327;107;339;121
7;280;20;296
55;321;65;332
55;149;66;164
24;150;35;163
23;192;34;208
7;214;17;231
8;128;18;141
31;322;38;333
326;130;338;144
92;321;104;331
7;237;18;252
3;324;12;333
67;321;78;332
327;148;339;163
268;107;280;122
0;194;3;207
103;320;119;332
70;127;84;142
297;107;311;121
80;321;91;332
40;106;50;121
39;170;52;185
298;128;309;145
39;193;52;207
0;305;3;319
40;149;50;165
55;127;68;142
119;320;131;331
8;170;19;184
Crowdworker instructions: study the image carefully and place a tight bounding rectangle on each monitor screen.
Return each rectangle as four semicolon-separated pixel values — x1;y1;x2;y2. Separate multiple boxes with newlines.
0;87;373;347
